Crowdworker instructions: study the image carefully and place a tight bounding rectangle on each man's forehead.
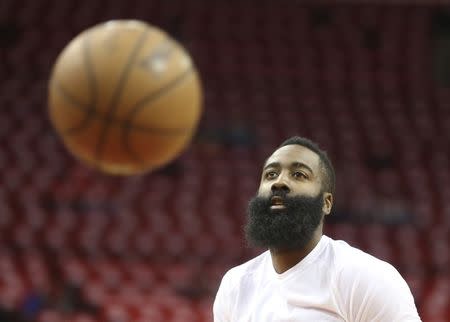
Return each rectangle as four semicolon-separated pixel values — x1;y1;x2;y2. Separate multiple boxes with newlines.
264;145;320;169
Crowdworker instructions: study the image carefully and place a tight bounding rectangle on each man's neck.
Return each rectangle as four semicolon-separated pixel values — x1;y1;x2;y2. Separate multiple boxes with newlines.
269;228;323;274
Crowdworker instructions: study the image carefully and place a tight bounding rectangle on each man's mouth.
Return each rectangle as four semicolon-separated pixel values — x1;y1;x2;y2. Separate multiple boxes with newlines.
270;196;286;210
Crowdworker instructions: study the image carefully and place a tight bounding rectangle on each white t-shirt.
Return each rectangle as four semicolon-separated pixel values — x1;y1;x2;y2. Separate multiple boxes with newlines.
213;235;421;322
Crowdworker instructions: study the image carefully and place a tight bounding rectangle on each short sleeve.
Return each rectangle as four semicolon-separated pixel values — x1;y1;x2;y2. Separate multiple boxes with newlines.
213;270;233;322
335;259;421;322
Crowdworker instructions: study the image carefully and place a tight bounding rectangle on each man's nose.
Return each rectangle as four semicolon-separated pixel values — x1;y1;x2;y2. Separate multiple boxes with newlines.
271;178;290;194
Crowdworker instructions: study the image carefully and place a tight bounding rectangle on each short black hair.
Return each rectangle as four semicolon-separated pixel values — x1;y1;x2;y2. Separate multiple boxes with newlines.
279;136;335;195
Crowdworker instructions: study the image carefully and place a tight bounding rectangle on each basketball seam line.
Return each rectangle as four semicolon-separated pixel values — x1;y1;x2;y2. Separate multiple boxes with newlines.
122;66;196;164
94;29;150;161
54;37;195;135
64;36;98;135
124;66;194;121
55;82;89;113
121;37;180;165
56;81;193;134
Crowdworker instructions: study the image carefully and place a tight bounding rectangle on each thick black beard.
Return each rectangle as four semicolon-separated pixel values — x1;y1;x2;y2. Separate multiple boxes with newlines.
245;192;324;251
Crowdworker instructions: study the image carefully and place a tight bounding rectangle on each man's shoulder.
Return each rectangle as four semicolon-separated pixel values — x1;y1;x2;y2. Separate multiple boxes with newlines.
221;250;269;285
327;236;391;268
324;237;421;320
325;236;403;285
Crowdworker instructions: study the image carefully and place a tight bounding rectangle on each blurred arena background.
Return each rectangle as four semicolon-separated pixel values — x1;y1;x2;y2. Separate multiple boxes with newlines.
0;0;449;321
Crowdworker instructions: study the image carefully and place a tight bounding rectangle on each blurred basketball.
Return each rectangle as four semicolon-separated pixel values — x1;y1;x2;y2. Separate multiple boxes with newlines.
48;20;202;175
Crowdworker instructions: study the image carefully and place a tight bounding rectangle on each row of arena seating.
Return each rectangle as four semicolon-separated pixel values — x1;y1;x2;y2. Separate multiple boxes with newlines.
0;250;448;321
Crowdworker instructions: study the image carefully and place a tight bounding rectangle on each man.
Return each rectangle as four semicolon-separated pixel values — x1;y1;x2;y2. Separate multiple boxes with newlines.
213;136;421;321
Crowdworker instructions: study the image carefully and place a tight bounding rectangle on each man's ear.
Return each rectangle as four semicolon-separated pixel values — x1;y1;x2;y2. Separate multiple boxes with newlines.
323;192;333;215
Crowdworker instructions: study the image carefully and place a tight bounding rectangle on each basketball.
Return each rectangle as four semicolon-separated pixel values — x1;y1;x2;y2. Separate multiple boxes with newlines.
48;20;202;175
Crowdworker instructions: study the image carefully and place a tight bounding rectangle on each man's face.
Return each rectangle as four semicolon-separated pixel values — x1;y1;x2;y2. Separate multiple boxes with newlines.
245;145;332;250
258;144;323;200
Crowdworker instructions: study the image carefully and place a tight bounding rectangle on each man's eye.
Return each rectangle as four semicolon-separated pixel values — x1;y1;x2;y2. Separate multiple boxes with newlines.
293;171;307;179
265;171;278;179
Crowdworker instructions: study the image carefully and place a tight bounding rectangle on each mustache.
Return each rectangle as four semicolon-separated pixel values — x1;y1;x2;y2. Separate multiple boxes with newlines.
270;189;288;198
260;190;303;207
253;194;321;213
